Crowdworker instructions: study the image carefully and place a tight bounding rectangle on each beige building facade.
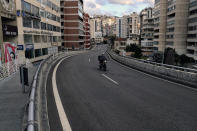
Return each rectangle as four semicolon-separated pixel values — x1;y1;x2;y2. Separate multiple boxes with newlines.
187;0;197;61
127;12;140;38
0;0;17;64
140;7;154;56
16;0;61;63
153;0;189;56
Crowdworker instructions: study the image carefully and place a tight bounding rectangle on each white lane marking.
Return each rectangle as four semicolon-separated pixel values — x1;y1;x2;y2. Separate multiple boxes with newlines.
108;53;197;91
52;57;72;131
102;74;119;85
89;58;91;62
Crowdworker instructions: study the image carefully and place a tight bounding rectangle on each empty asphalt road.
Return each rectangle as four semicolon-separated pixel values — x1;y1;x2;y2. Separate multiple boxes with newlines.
46;45;197;131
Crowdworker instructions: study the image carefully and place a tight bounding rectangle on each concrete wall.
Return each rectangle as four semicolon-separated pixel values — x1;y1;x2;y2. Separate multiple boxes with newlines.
109;51;197;87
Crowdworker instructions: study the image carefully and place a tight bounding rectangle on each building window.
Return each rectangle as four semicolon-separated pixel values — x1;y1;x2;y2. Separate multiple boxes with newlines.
53;25;57;32
25;49;34;59
47;24;52;31
47;1;52;8
40;10;46;18
167;20;175;26
167;27;174;32
58;36;62;42
42;35;48;43
166;34;174;39
41;22;46;30
22;0;31;13
35;49;42;57
189;17;197;23
34;35;41;43
53;36;57;42
48;36;53;42
23;17;32;28
32;5;39;16
166;41;174;45
42;48;48;55
33;20;40;29
24;34;33;44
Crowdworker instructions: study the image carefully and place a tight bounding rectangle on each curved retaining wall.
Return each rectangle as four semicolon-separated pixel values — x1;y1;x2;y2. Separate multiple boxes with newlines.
109;51;197;88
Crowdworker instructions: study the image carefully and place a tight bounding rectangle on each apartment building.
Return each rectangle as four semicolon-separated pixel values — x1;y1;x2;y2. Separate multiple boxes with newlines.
16;0;61;62
90;17;103;43
116;16;128;38
0;0;18;64
84;13;90;49
153;0;189;56
153;0;166;52
90;18;96;39
61;0;84;50
140;8;154;56
127;12;140;38
187;0;197;61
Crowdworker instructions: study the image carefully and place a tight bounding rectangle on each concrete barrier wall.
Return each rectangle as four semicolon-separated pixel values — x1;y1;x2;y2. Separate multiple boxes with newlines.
109;51;197;87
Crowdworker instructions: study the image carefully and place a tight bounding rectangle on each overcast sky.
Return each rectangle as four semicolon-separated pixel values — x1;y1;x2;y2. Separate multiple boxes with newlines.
84;0;154;17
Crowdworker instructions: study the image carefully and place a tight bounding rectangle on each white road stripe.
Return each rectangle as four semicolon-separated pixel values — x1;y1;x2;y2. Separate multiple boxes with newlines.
108;53;197;91
52;56;72;131
102;74;119;85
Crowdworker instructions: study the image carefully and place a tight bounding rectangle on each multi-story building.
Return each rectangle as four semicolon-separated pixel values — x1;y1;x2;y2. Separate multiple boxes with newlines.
187;0;197;61
61;0;84;50
0;0;18;64
153;0;164;51
116;16;128;38
166;0;189;55
90;18;96;39
16;0;61;62
84;13;90;49
153;0;189;56
140;7;154;56
95;17;103;34
127;12;140;38
90;17;104;44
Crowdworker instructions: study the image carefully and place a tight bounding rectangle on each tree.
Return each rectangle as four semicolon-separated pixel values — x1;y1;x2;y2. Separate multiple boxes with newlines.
153;52;163;63
164;48;175;65
133;46;142;58
174;53;179;66
179;54;190;66
109;35;116;48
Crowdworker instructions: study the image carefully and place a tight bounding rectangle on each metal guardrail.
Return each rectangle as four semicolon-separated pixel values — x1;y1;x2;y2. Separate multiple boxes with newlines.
27;55;49;131
110;50;197;74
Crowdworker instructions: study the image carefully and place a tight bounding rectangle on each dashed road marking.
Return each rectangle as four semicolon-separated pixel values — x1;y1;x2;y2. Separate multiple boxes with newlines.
102;74;119;85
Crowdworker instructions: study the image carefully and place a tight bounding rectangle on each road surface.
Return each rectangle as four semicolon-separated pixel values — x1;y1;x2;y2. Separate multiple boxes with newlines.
46;45;197;131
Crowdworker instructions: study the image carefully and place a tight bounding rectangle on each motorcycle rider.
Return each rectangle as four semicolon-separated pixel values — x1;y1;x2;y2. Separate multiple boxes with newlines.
98;53;107;71
98;53;107;63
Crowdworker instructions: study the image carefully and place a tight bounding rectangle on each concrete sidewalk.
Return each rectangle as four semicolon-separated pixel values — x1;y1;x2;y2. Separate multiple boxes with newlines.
0;64;38;131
